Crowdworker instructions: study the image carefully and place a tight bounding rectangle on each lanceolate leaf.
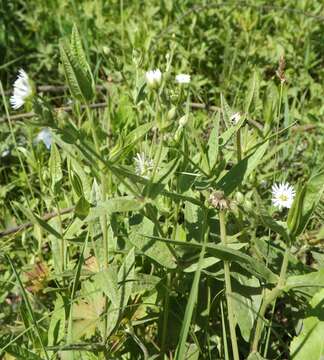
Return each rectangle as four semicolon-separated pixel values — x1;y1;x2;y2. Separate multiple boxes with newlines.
59;36;94;103
245;70;260;114
109;122;154;162
118;247;135;310
144;236;278;283
49;142;63;193
129;215;177;269
290;289;324;359
48;294;66;346
216;141;269;196
287;184;306;237
232;274;261;343
131;273;161;294
285;269;324;292
86;196;145;221
70;24;92;78
294;171;324;237
207;112;220;170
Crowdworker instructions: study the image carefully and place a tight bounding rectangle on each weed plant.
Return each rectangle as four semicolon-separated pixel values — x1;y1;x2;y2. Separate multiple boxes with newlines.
0;1;324;359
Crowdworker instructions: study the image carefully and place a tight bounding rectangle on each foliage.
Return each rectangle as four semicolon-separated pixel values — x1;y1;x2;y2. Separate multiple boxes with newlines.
0;1;324;359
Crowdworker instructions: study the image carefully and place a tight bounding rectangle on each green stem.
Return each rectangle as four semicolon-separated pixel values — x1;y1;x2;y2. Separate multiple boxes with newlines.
145;93;163;197
263;300;276;358
86;104;110;343
236;128;242;163
219;211;239;360
161;273;171;355
274;81;284;182
120;0;125;63
251;247;290;353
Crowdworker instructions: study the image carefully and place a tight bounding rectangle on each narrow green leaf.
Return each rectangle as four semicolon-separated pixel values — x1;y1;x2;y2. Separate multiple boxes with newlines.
245;70;260;114
207;112;220;169
59;41;93;103
290;289;324;359
295;171;324;236
131;273;161;294
48;294;66;347
86;196;145;221
94;265;119;308
118;247;135;310
184;257;220;272
216;141;268;196
129;215;177;269
49;143;63;193
175;210;208;360
285;269;324;291
145;236;278;283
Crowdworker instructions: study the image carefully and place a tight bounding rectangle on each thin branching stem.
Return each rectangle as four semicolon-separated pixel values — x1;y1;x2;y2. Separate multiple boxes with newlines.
251;246;290;353
219;210;240;360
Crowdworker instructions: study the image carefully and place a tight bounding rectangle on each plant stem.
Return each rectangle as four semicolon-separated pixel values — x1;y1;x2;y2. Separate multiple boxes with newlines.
219;210;239;360
86;104;110;344
236;128;242;163
251;246;290;353
161;272;171;355
274;81;284;182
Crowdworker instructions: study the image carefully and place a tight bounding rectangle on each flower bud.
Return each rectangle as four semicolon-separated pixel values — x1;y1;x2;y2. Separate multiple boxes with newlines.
209;191;230;210
167;107;177;121
145;69;162;88
179;115;188;127
235;192;244;204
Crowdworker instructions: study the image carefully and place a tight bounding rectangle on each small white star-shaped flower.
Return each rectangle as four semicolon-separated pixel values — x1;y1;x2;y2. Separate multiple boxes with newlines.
134;153;154;178
10;69;33;110
175;73;191;84
271;182;296;209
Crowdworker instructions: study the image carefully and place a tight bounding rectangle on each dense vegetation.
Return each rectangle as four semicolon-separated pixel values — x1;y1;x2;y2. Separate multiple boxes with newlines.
1;1;323;359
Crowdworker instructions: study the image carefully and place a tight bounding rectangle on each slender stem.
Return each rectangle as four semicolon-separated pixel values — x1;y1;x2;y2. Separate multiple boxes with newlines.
145;93;163;197
220;300;230;360
274;81;284;182
86;104;110;344
219;211;239;360
251;247;290;353
120;0;125;63
236;128;242;163
161;273;171;354
263;300;276;357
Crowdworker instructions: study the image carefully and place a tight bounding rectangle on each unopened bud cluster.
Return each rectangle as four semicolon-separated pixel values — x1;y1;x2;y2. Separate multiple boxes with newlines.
209;191;231;210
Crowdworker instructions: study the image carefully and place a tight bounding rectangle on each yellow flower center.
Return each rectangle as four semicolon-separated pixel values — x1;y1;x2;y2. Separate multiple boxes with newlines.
279;194;288;202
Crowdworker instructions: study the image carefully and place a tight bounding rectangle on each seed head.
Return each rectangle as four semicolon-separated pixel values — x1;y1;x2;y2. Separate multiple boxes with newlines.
276;55;286;84
209;191;231;210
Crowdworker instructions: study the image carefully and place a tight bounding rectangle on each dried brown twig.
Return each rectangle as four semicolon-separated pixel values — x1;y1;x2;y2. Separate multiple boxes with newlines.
0;99;265;130
0;102;109;123
0;207;74;238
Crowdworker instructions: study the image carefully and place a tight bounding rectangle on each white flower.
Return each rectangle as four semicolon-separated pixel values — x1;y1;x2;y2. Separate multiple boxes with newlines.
271;182;296;209
134;152;154;178
145;69;162;88
35;128;52;150
175;73;190;84
10;69;33;110
1;149;10;158
230;112;241;125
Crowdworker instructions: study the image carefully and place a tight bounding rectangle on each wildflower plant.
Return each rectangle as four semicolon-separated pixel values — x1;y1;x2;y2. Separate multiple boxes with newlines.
0;5;324;360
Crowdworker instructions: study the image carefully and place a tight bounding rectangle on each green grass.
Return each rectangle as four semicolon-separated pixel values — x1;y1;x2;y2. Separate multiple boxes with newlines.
0;1;324;359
